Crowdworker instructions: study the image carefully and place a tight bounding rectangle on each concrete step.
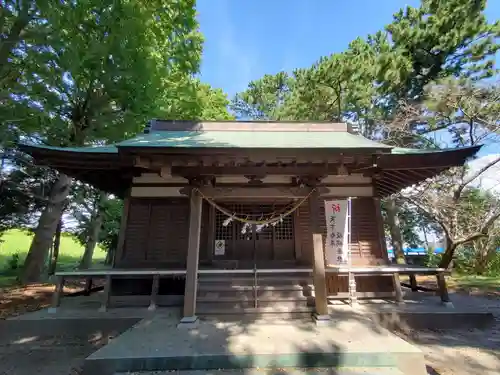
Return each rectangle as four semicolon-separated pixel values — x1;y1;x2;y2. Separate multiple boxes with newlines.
198;288;313;300
197;284;315;292
197;296;314;305
198;279;313;289
196;304;315;315
115;367;405;374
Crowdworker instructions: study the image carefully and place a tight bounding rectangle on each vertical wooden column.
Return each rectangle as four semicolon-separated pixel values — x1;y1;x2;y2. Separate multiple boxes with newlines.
392;272;404;304
48;276;64;313
99;274;112;312
293;210;302;262
206;204;215;264
148;274;160;311
309;189;330;324
436;272;453;307
373;198;389;263
179;189;203;327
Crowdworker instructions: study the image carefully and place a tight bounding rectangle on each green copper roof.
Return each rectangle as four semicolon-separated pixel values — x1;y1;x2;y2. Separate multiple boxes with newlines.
116;130;393;149
19;131;479;156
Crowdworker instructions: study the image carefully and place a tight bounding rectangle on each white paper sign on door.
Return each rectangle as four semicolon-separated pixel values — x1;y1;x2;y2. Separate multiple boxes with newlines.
324;200;349;265
214;240;225;255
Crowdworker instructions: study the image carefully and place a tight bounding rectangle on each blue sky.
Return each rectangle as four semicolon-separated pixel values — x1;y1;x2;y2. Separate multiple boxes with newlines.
197;0;499;97
197;0;500;157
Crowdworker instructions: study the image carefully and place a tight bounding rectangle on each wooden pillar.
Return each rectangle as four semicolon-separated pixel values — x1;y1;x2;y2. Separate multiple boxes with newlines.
99;274;112;312
409;274;418;292
207;204;215;264
392;272;404;304
83;276;93;296
48;276;64;313
309;189;330;324
179;189;203;327
436;272;453;307
293;209;302;262
148;274;160;311
373;198;390;263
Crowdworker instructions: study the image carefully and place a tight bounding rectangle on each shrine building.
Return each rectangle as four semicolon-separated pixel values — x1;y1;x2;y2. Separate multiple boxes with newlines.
20;120;480;325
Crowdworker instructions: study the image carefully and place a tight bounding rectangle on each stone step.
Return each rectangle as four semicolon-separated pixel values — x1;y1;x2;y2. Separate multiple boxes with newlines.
115;367;405;374
197;288;313;300
197;302;315;313
197;284;315;292
198;278;313;286
197;295;314;304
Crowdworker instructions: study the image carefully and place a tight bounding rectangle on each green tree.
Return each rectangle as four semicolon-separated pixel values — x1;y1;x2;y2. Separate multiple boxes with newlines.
231;0;498;267
401;80;500;268
17;0;203;283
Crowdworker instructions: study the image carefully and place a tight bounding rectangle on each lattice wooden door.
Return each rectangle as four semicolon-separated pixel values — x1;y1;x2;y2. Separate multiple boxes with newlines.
213;202;295;267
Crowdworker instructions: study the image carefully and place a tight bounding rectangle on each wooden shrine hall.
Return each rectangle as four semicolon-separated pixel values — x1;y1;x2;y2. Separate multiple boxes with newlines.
20;120;480;325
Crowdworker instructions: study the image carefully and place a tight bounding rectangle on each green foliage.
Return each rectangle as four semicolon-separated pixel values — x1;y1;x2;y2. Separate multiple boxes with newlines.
0;229;106;271
378;0;499;100
98;197;123;254
232;0;498;129
6;253;20;270
3;0;204;148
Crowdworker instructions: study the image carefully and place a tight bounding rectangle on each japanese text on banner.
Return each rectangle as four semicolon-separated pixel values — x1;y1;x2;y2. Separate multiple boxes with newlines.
324;200;349;265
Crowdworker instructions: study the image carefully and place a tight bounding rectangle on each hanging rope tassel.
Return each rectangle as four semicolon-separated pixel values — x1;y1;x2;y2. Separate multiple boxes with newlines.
195;188;315;226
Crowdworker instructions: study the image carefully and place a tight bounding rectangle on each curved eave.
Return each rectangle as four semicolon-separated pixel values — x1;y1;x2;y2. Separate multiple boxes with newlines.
19;144;133;196
374;145;482;197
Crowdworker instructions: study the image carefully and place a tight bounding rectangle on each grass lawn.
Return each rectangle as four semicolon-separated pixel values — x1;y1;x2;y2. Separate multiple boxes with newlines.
0;229;107;282
403;274;499;296
448;274;500;291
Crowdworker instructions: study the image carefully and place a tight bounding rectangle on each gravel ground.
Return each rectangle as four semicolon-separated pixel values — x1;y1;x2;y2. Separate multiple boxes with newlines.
0;334;105;375
0;318;137;375
399;294;500;375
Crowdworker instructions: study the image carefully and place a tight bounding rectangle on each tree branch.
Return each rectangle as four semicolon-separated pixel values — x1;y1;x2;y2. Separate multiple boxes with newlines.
455;155;500;198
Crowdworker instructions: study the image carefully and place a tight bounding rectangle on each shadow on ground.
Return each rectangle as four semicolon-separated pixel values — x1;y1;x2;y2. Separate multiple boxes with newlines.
1;289;499;375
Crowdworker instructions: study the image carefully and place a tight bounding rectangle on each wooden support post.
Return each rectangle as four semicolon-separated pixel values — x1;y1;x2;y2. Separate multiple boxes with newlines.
409;274;418;292
207;203;215;264
309;189;330;325
436;272;453;307
99;274;112;312
84;277;93;296
48;276;64;314
149;274;160;311
392;272;404;304
179;190;203;328
293;209;302;262
312;233;330;323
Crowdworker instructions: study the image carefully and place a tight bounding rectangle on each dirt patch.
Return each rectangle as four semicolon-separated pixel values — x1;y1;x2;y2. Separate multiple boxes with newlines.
0;279;104;320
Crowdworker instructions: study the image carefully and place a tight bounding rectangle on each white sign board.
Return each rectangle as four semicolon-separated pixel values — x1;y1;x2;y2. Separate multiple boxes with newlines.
214;240;225;256
324;200;349;265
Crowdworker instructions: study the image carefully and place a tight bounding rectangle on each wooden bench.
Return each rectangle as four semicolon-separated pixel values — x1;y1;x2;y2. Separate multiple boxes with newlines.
326;266;452;305
49;269;187;313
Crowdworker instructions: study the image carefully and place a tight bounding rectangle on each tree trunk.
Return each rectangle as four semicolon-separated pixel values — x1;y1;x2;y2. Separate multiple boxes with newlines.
48;219;62;275
78;208;103;269
438;241;457;269
19;173;71;284
473;238;495;275
105;246;115;266
422;225;429;250
385;198;406;264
